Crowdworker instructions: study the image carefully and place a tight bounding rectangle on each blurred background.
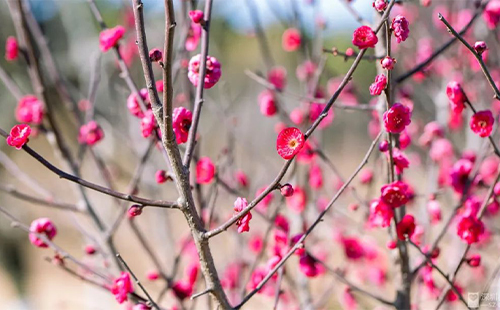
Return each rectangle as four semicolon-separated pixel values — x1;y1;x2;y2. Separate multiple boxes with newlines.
0;0;497;309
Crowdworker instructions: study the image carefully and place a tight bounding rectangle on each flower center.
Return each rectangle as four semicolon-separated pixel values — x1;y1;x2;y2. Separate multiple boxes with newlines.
288;139;298;149
479;120;487;128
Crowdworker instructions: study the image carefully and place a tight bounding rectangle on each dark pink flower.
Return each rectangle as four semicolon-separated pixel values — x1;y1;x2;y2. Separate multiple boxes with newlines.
309;164;323;189
391;15;410;43
342;287;358;310
140;110;156;138
84;244;96;255
235;171;249;188
29;218;57;248
155;170;168;184
450;159;473;193
299;254;321;277
457;215;484;244
352;26;378;49
341;237;364;260
383;103;411;133
189;10;204;23
380;181;410;208
128;205;142;218
6;124;31;149
5;36;18;61
282;28;301;52
156;80;163;92
148;48;162;62
360;168;373;184
391;148;410;174
286;186;307;213
446;81;466;113
467;254;481;267
99;26;125;52
110;272;134;303
173;107;193;144
172;280;193;300
280;183;294;197
430;138;453;162
276;127;305;160
470;110;494;137
369;74;387;96
474;41;488;55
233;197;252;233
396;214;416;240
146;270;159;281
484;0;500;29
196;157;215;184
188;54;222;89
267;66;287;91
258;90;277;117
78;121;104;146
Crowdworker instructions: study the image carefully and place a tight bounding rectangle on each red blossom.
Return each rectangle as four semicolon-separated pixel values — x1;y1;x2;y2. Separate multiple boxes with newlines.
29;218;57;248
99;25;125;52
352;25;378;49
276;127;305;160
6;124;31;149
470;110;494;137
396;214;416;240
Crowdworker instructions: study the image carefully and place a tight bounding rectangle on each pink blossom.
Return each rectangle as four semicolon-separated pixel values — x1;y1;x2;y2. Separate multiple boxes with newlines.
172;280;193;300
470;110;494;137
467;254;481;267
128;205;142;218
258;90;277;117
256;186;274;211
280;183;294;197
360;168;373;184
282;28;301;52
29;218;57;248
309;164;323;189
474;41;488;55
186;22;202;51
383;103;411;133
148;48;162;62
484;1;500;29
196;157;215;184
299;254;321;277
5;36;18;61
172;107;193;144
369;74;387;96
450;159;473;193
380;181;410;208
286;186;307;213
274;214;290;233
399;130;411;149
110;272;134;303
267;66;287;91
140;110;156;138
235;170;249;188
446;81;466;113
6;124;31;149
342;288;358;310
146;270;159;281
127;89;149;118
429;138;453;162
78;121;104;146
381;56;396;70
84;244;96;255
391;15;410;43
341;236;364;260
352;25;378;49
309;102;334;129
396;214;416;240
233;197;252;233
373;0;387;12
290;108;304;125
188;54;222;89
427;199;441;223
155;170;168;184
249;234;263;253
391;148;410;174
99;26;125;52
368;199;394;228
188;10;204;24
296;60;317;81
457;215;484;244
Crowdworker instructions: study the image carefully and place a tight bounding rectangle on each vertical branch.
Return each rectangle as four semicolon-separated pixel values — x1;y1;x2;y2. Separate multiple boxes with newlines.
182;0;214;168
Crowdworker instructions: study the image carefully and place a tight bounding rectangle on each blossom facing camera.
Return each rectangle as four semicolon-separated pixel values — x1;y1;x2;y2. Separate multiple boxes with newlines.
172;107;193;144
99;25;125;52
383;103;412;133
457;215;484;244
148;48;162;62
470;110;494;137
233;197;252;233
276;127;305;160
352;26;378;49
5;36;18;61
6;124;31;149
282;28;301;52
380;181;410;208
110;272;134;303
196;157;215;184
188;54;222;89
29;218;57;248
369;74;387;96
